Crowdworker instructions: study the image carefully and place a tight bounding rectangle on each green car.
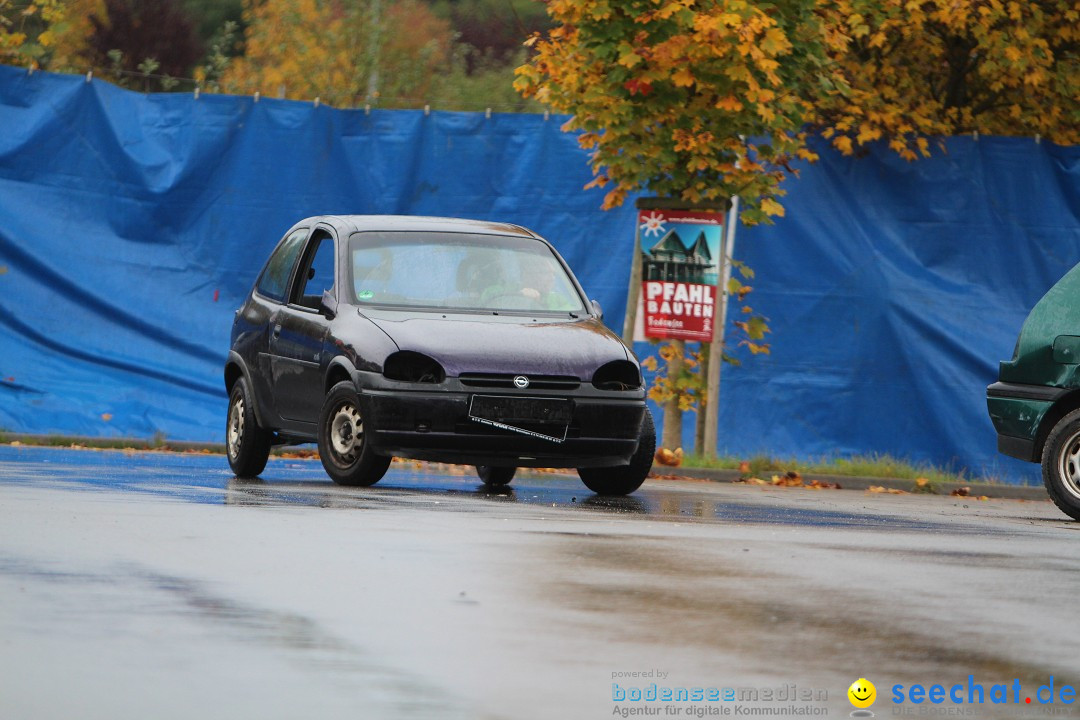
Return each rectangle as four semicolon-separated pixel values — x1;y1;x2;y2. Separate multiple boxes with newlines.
988;262;1080;520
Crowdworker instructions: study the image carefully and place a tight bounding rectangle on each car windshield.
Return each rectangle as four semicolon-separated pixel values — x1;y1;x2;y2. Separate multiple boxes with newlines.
348;232;586;314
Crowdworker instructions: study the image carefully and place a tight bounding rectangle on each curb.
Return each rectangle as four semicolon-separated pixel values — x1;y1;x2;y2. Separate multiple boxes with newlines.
655;466;1049;501
1;432;226;456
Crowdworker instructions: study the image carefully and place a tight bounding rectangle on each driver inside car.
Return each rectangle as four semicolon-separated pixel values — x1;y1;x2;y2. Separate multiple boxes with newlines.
479;255;576;311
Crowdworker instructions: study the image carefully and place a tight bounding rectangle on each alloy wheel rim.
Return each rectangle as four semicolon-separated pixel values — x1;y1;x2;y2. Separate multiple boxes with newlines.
329;403;363;464
1057;429;1080;501
228;396;244;459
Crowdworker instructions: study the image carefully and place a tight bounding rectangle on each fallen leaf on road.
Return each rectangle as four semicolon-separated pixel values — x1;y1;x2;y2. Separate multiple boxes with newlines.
868;485;907;494
734;477;769;485
654;447;684;467
771;471;803;487
278;449;319;459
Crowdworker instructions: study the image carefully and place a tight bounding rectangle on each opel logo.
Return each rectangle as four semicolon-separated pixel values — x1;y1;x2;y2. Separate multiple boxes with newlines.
513;375;530;389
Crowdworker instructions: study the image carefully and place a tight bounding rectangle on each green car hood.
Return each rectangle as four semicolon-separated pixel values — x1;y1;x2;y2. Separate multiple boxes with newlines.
1000;262;1080;388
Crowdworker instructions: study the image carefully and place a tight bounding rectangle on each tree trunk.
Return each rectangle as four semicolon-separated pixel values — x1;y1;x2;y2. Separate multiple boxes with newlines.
661;339;684;450
694;344;708;454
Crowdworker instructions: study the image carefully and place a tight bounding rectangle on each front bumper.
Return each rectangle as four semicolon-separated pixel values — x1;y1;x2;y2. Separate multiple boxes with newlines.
986;381;1068;462
358;385;646;468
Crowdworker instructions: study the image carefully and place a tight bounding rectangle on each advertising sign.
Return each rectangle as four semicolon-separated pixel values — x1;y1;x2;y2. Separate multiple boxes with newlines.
637;209;724;342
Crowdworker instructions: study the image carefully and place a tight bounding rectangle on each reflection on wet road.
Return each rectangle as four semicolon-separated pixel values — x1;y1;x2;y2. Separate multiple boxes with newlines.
1;445;1078;720
0;445;990;530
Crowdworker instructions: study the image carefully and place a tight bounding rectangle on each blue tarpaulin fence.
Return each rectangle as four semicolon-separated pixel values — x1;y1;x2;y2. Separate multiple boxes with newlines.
1;65;1078;483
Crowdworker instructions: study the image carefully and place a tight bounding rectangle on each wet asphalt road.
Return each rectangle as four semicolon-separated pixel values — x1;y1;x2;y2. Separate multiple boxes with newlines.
1;445;1079;720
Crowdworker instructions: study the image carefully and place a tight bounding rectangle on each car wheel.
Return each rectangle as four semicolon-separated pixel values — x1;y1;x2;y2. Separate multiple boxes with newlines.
318;381;392;487
1041;409;1080;521
577;408;655;496
226;377;272;478
477;465;516;486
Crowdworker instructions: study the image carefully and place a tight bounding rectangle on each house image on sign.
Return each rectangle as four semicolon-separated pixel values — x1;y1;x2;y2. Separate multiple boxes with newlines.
642;228;717;284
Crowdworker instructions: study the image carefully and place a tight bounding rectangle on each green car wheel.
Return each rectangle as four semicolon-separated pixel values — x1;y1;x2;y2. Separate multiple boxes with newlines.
1041;409;1080;521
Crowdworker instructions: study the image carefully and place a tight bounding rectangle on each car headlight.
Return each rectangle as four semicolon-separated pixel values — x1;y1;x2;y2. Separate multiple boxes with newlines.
383;351;446;383
591;360;642;391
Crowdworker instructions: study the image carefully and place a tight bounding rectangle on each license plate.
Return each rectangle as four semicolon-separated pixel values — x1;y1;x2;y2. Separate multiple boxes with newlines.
469;395;572;424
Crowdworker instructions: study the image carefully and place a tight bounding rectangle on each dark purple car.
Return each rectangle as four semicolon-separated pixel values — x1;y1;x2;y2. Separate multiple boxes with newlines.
224;215;654;495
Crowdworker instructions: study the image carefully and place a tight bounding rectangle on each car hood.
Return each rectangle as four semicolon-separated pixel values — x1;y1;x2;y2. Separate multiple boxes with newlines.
359;309;630;379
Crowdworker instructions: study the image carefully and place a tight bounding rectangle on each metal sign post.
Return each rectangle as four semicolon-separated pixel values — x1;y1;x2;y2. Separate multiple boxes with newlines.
702;195;739;458
622;222;644;346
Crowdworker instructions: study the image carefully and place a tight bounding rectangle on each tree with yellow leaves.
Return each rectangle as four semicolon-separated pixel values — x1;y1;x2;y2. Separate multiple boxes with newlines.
515;0;828;225
220;0;454;108
817;0;1079;158
516;0;1078;217
515;0;823;450
515;0;1077;453
1;0;69;69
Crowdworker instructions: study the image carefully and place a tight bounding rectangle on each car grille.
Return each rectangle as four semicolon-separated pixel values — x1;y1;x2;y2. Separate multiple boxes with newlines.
458;373;581;390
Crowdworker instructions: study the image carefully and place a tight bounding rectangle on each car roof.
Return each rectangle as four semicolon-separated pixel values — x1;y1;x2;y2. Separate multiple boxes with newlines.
307;215;539;239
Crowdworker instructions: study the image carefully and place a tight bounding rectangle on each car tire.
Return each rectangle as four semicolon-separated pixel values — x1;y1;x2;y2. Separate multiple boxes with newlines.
226;376;272;478
1041;409;1080;521
577;408;655;496
477;465;516;486
318;381;392;487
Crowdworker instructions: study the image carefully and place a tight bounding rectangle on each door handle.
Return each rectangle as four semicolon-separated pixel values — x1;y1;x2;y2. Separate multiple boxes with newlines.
272;324;282;338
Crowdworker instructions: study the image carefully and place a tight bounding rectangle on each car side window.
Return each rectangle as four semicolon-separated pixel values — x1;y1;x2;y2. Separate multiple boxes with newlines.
291;231;336;310
256;229;307;303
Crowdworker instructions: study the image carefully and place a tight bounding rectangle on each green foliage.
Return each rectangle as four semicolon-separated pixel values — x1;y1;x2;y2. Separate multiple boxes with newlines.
85;0;204;89
430;0;550;65
182;0;243;49
194;20;237;92
683;452;981;485
0;0;68;68
430;46;542;112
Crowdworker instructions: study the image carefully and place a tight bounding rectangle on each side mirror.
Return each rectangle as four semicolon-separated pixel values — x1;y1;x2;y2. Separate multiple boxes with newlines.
319;290;338;319
590;299;603;320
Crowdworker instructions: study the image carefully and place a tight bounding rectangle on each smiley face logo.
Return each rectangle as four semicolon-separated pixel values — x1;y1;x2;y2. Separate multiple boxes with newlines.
848;678;876;709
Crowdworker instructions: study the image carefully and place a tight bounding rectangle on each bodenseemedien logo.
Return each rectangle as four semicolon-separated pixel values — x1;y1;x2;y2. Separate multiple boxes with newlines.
609;678;829;716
